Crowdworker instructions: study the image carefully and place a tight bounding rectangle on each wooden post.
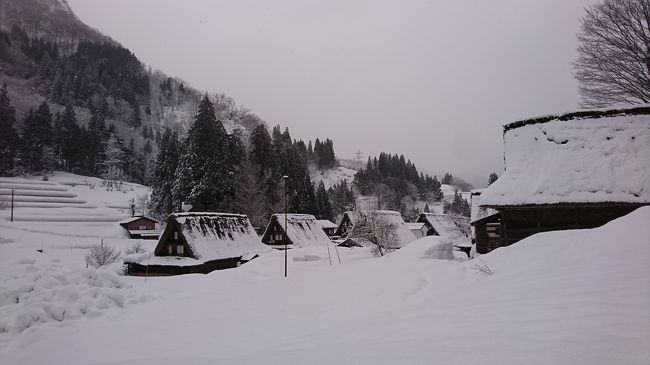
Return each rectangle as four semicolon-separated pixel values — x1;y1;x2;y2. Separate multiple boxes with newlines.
10;189;14;222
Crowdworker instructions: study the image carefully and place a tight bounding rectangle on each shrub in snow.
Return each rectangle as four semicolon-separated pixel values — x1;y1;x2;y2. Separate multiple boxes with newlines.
349;211;400;256
85;242;121;268
124;242;145;255
423;240;454;260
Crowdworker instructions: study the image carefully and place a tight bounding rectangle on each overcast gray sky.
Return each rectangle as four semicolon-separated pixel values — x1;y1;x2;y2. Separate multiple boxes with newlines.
67;0;599;187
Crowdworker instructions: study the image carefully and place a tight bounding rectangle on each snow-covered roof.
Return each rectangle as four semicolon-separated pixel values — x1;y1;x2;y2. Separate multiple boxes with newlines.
265;214;332;248
470;190;498;224
317;219;338;229
418;213;470;244
159;212;267;262
481;105;650;207
119;216;158;225
406;222;426;230
353;210;417;247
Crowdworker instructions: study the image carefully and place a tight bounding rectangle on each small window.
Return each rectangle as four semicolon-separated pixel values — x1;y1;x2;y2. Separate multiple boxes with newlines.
139;225;147;230
174;232;178;240
167;245;173;255
177;245;184;255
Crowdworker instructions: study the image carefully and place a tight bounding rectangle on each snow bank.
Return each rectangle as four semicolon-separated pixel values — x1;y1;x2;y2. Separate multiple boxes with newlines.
481;108;650;206
0;264;152;338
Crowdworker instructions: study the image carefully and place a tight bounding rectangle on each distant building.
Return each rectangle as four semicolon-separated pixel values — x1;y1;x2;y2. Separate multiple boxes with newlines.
335;211;358;237
119;216;160;240
340;210;417;248
406;222;427;239
469;189;500;254
262;214;332;248
124;212;266;276
474;105;650;253
317;219;338;237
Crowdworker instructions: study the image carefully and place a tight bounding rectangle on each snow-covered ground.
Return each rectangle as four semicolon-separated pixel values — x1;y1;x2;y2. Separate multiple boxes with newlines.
310;166;357;189
1;167;648;365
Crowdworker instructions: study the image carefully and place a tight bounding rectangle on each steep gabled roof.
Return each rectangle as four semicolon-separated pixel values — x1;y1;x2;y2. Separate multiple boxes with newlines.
317;220;338;229
481;105;650;207
265;214;332;247
418;213;470;244
119;216;159;226
352;210;417;248
156;212;266;262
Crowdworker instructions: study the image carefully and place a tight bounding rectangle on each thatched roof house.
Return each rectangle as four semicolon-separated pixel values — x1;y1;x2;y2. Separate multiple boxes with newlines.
262;214;332;248
125;212;266;276
416;213;470;247
342;210;416;248
475;105;650;253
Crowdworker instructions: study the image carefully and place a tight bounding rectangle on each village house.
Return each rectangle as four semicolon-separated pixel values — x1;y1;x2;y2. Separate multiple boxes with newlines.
124;212;267;276
317;219;338;237
406;222;428;239
335;211;358;237
416;212;471;254
340;210;417;248
474;105;650;254
262;213;332;248
469;189;500;254
119;216;160;240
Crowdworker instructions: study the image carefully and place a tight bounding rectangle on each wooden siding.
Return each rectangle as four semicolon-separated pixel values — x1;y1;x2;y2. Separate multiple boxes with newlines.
125;257;243;276
261;216;292;246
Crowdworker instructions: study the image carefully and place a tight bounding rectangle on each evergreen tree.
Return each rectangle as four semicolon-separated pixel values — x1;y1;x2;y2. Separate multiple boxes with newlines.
488;172;499;185
129;104;142;128
0;83;18;174
315;181;334;221
182;96;229;210
57;106;83;172
424;203;431;213
21;102;53;171
442;173;453;185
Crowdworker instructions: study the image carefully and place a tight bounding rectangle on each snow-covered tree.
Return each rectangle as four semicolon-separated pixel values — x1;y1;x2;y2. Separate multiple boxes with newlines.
349;211;400;257
488;172;499;186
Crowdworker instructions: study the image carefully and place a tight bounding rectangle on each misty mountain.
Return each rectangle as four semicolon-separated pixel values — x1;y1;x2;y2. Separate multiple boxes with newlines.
0;0;264;151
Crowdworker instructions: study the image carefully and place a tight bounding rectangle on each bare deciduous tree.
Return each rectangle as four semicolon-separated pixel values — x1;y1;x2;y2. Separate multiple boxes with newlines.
85;241;121;268
349;211;400;256
574;0;650;107
373;183;394;210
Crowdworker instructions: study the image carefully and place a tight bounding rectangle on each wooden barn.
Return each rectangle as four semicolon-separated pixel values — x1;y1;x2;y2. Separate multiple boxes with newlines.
124;212;267;276
317;219;338;237
119;216;160;239
474;105;650;254
262;214;332;248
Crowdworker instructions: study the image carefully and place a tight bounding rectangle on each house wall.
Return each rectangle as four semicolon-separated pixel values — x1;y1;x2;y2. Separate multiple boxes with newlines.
156;223;191;257
475;222;501;254
126;257;243;276
497;204;642;249
125;218;156;231
335;215;353;237
262;218;291;245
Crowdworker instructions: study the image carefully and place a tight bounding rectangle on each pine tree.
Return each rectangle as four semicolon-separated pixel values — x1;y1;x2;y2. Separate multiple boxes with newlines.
0;83;18;174
424;203;431;213
315;181;334;221
129;104;142;128
488;172;499;185
21;102;53;171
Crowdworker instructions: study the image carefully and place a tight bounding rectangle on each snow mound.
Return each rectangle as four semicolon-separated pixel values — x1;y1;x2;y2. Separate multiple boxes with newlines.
0;265;152;339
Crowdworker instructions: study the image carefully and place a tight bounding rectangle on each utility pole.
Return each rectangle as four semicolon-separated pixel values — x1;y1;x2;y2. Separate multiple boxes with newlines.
282;175;288;278
10;189;14;222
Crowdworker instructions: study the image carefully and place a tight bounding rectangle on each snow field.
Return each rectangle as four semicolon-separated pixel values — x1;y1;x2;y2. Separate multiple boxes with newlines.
0;207;648;364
